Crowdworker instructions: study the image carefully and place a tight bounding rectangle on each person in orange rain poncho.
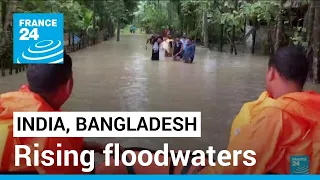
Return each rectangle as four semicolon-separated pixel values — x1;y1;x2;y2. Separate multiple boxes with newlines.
0;53;108;174
199;46;320;174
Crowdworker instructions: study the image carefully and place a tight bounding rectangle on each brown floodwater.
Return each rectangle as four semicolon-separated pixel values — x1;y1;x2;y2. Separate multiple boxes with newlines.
1;34;319;158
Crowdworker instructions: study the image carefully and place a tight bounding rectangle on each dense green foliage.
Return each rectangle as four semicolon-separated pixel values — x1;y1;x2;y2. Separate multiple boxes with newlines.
0;0;137;76
134;0;309;52
13;0;137;37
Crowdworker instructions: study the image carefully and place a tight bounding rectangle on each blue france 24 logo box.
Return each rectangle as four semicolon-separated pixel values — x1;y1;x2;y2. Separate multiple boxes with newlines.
13;13;64;64
290;155;310;174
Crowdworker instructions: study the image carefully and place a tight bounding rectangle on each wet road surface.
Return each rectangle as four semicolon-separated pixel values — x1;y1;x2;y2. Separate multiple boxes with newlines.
1;34;319;156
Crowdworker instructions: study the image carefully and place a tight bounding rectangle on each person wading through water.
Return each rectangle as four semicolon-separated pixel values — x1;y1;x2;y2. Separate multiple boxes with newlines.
173;36;183;61
180;33;187;56
151;36;164;61
146;34;157;60
183;39;195;63
190;38;196;63
159;36;166;60
146;34;157;49
165;35;174;57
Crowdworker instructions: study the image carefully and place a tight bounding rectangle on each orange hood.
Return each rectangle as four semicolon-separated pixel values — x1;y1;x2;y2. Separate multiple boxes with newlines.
230;91;320;142
0;85;55;120
277;91;320;122
0;86;85;174
245;91;320;122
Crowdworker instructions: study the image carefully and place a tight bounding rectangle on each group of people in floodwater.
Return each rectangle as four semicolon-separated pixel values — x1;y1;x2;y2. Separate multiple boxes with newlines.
146;32;196;63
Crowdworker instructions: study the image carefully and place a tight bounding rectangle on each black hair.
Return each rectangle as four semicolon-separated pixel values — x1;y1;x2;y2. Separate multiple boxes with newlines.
27;53;73;94
157;36;163;40
150;36;157;44
268;46;308;88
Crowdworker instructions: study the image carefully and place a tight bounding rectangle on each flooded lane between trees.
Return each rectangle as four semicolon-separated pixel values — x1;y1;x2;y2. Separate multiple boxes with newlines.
1;34;319;156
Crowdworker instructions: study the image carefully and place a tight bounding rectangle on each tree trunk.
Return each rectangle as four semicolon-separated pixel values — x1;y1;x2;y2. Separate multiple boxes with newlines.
210;24;214;49
307;0;315;46
218;24;224;52
251;29;256;54
202;2;208;48
72;32;75;51
274;0;285;52
0;0;16;48
177;0;183;34
0;1;6;76
187;24;190;37
92;0;96;44
0;0;16;77
302;6;309;42
1;1;6;27
243;17;247;38
230;0;238;54
307;0;315;81
312;0;320;83
267;27;274;56
68;32;71;50
116;18;120;41
251;18;257;54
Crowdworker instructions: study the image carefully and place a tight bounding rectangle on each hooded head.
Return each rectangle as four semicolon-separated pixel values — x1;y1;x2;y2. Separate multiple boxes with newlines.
265;46;308;99
26;53;74;110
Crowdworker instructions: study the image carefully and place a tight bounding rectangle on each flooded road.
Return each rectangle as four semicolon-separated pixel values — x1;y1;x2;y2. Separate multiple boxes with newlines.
1;34;319;155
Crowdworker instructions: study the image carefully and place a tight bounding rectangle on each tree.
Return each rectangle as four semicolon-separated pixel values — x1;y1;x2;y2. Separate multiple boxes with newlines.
0;0;16;48
312;0;320;83
202;1;209;48
230;0;238;54
307;0;315;46
135;1;169;34
0;0;17;76
274;0;285;52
